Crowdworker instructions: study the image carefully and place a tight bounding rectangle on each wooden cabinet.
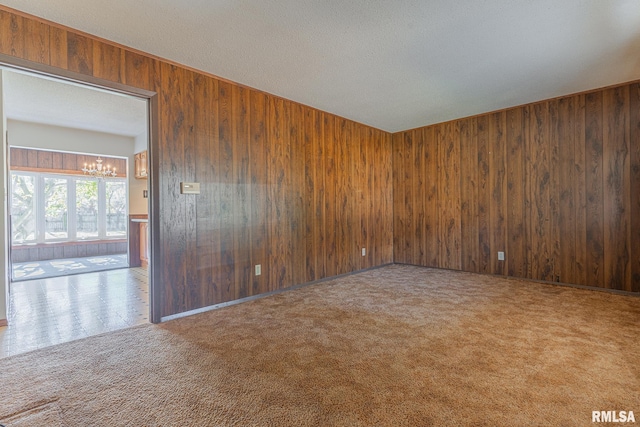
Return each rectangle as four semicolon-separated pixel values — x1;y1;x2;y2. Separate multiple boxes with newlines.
128;215;148;268
140;222;149;268
134;150;148;179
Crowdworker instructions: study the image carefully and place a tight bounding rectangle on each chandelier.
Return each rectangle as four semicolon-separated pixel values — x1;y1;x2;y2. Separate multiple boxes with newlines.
82;157;117;179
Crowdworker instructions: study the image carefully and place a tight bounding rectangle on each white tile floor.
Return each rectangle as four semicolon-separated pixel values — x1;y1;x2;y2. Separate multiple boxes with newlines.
0;267;149;358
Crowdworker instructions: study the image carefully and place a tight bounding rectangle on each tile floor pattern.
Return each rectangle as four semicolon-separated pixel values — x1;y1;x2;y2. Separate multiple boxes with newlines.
0;267;149;358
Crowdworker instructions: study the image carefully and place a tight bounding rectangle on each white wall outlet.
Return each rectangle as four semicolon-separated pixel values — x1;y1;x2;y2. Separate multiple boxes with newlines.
255;264;261;276
361;248;366;256
498;251;505;261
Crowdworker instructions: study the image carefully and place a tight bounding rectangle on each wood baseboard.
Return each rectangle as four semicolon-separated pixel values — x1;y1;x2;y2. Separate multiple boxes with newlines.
0;319;7;327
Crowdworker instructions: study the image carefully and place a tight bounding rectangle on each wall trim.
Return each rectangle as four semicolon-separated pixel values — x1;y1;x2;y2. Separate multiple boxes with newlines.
160;263;394;322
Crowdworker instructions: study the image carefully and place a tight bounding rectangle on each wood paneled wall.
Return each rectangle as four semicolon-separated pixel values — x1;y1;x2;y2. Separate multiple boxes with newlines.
0;8;393;317
11;240;127;263
393;82;640;292
10;147;127;177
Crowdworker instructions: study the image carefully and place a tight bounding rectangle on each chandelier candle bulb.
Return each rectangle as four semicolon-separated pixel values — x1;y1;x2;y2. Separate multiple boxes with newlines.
82;156;117;179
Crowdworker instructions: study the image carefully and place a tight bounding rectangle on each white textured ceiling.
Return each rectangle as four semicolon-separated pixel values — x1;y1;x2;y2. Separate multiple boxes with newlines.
2;0;640;132
3;69;148;137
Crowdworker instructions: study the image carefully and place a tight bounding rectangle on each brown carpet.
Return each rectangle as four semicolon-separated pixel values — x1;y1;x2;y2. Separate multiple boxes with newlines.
1;265;638;426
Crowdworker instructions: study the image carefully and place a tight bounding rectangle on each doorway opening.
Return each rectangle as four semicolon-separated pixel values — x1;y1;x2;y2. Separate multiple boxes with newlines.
0;65;155;357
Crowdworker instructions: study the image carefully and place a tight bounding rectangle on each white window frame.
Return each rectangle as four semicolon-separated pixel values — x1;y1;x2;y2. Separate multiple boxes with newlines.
10;170;128;245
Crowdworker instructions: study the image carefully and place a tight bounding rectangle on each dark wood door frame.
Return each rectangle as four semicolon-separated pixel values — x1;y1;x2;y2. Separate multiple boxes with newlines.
0;52;162;323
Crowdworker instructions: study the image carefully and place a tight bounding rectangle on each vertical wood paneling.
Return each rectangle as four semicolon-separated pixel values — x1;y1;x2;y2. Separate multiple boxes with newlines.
303;108;317;281
476;116;491;273
529;102;554;281
373;130;382;264
194;73;214;306
557;97;578;284
267;97;282;290
371;129;380;266
381;132;394;263
603;87;631;290
123;50;153;91
437;122;461;270
460;118;479;272
92;42;122;83
523;106;533;279
393;82;640;292
360;125;370;269
413;129;425;266
24;18;48;64
585;92;605;288
281;100;293;287
208;78;222;305
37;149;52;169
489;112;507;275
323;113;337;278
548;100;562;282
419;126;437;268
506;108;526;278
50;151;63;170
0;12;24;58
392;133;405;263
290;103;306;286
66;33;92;76
250;90;267;296
352;123;363;270
630;83;640;292
62;152;77;170
335;118;348;274
48;26;67;68
10;147;26;166
182;69;198;308
232;85;250;300
574;95;587;286
159;63;186;314
314;111;326;277
218;81;235;300
401;131;413;264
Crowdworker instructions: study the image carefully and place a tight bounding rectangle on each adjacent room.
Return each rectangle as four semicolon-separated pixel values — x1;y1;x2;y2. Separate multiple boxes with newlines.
0;1;638;426
0;69;151;356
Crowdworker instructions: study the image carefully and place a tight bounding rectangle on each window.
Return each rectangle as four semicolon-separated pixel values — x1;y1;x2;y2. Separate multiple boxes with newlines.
44;177;69;240
10;171;128;244
105;181;127;237
76;179;99;240
11;174;36;243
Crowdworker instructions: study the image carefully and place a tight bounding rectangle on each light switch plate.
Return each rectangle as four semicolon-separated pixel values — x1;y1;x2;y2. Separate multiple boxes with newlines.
498;251;505;261
180;182;200;194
